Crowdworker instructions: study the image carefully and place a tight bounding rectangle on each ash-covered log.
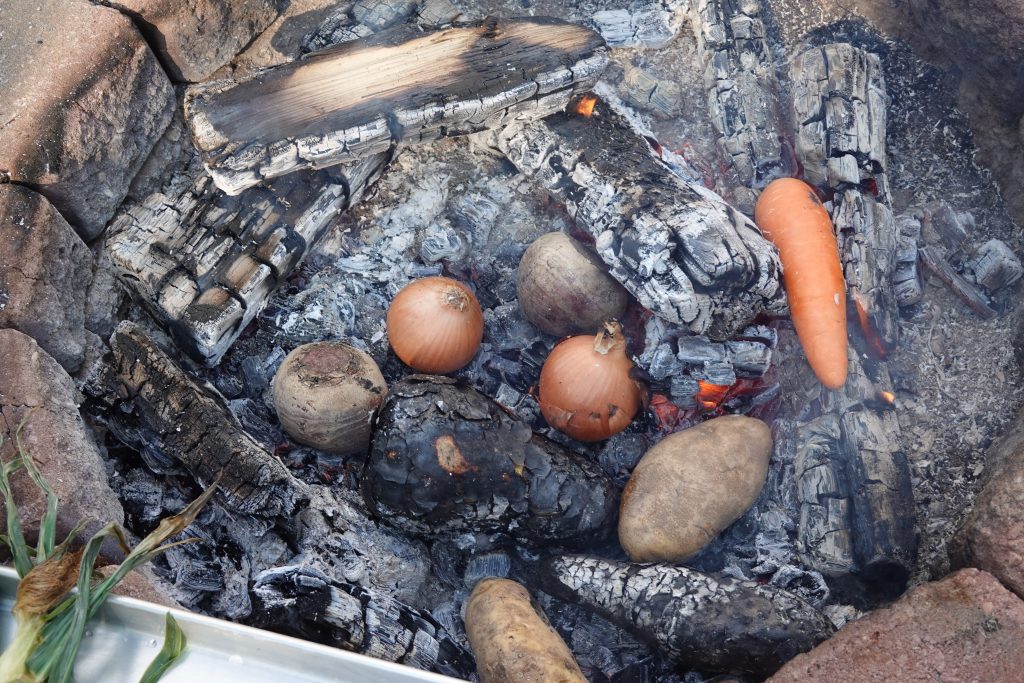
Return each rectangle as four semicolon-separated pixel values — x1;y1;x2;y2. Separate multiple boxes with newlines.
488;98;784;340
107;152;388;366
363;376;618;547
109;321;308;517
919;245;998;319
695;0;786;212
785;43;917;603
185;18;608;194
790;43;899;351
250;565;475;679
539;556;834;677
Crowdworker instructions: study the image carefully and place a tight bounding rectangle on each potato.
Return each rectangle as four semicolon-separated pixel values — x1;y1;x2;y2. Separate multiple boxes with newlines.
618;414;772;562
272;341;386;454
465;578;586;683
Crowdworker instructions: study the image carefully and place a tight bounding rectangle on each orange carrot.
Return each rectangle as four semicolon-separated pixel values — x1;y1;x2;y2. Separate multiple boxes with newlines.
754;178;848;389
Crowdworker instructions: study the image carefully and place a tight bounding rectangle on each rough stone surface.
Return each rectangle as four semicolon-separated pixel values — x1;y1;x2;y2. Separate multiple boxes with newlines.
0;0;174;240
0;185;94;373
0;329;125;548
103;564;181;609
769;569;1024;682
227;0;342;76
952;410;1024;599
102;0;283;82
618;415;772;563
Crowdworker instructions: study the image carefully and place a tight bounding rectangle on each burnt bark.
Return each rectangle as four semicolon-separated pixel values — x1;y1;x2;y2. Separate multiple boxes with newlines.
538;555;834;677
185;17;608;194
250;565;475;679
919;246;998;319
488;98;784;340
107;151;388;367
109;321;307;517
786;43;917;604
695;0;786;213
363;376;618;547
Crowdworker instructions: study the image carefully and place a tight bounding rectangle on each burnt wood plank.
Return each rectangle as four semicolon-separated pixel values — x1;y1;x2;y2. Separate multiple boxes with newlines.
186;17;608;194
488;95;784;339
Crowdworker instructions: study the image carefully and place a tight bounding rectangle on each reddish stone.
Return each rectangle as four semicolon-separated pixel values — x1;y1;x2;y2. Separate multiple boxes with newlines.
769;569;1024;683
0;0;174;240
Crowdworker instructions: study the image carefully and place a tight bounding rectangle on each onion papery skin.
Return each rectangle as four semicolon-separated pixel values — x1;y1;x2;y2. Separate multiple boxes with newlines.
387;276;484;374
538;322;644;442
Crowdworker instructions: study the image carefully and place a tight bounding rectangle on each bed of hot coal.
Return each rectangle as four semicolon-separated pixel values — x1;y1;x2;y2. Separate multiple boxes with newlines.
84;2;1024;682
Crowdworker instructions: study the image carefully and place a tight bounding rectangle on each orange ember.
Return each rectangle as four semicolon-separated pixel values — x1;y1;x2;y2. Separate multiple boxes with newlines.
878;390;895;405
696;380;731;411
574;94;598;118
852;294;888;359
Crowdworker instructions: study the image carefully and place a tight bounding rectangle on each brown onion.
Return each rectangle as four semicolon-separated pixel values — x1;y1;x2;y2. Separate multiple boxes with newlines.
538;321;645;441
272;341;387;454
517;232;629;337
387;276;484;374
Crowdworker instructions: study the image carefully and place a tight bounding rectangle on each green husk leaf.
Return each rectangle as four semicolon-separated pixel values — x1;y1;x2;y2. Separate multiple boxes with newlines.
138;614;187;683
0;436;32;578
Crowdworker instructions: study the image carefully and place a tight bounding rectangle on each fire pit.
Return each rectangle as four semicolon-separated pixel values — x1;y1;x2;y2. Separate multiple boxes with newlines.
3;0;1024;680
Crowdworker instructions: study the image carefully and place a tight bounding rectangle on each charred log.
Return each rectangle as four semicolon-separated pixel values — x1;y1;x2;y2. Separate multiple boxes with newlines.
109;321;307;517
107;152;388;366
304;0;463;54
185;18;608;194
250;565;475;679
488;98;784;340
894;213;923;307
919;245;998;319
588;0;687;49
695;0;786;212
363;376;618;547
786;44;917;603
538;556;834;677
790;43;898;351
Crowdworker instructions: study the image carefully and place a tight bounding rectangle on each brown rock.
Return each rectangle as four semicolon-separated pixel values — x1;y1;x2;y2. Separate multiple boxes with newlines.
228;0;341;76
0;185;95;373
101;565;180;609
0;329;125;549
769;569;1024;683
952;409;1024;599
0;0;174;240
618;415;772;563
104;0;282;82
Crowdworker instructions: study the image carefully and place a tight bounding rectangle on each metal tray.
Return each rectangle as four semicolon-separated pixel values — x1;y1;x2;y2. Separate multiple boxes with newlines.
0;566;464;682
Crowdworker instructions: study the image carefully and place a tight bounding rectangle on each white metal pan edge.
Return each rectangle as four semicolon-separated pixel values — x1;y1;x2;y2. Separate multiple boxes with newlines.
0;566;466;683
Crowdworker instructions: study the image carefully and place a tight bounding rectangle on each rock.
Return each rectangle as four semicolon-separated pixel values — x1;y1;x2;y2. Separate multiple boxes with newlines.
227;0;342;76
0;0;174;240
0;185;95;373
102;0;282;82
618;415;772;562
0;329;125;549
768;569;1024;682
951;410;1024;599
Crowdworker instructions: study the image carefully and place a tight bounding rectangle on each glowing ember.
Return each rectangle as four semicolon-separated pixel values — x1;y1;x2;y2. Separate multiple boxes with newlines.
878;390;895;405
696;380;731;411
852;294;888;359
574;93;598;118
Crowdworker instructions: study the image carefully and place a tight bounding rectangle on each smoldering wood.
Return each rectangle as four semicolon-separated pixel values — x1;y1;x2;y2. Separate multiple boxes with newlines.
538;556;834;677
675;328;774;378
250;565;476;679
185;18;609;195
894;213;923;306
919;246;998;319
791;352;917;603
920;199;971;253
488;99;784;340
588;0;686;49
695;0;785;213
363;376;618;547
107;145;388;366
786;44;917;603
790;43;899;352
965;239;1024;292
304;0;462;54
108;321;308;517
